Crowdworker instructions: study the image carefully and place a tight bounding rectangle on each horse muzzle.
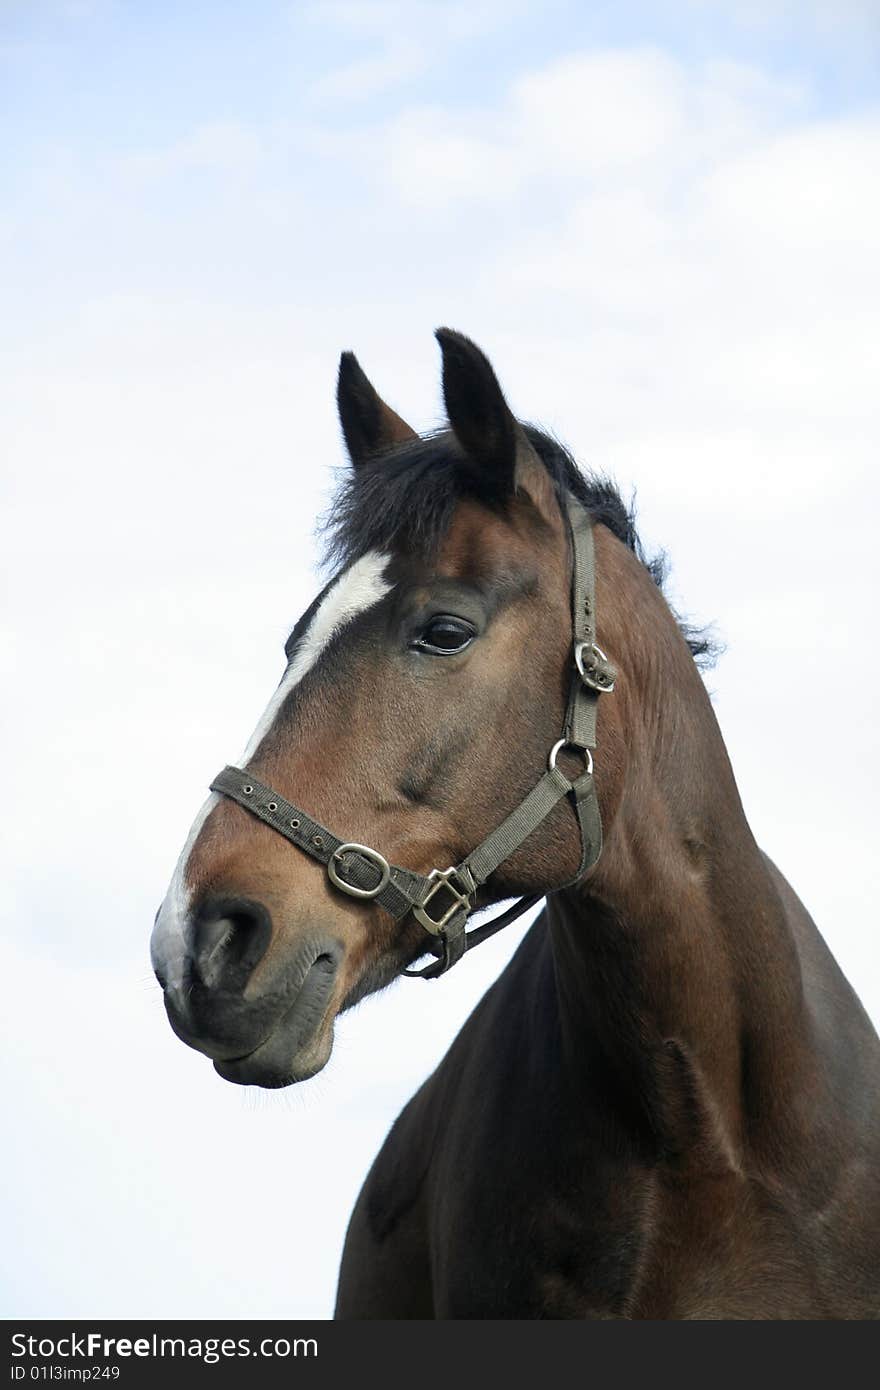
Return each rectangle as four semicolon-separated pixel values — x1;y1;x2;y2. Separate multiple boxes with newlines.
151;895;343;1087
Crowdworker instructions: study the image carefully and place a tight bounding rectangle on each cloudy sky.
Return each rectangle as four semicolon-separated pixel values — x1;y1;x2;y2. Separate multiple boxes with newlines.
3;0;879;1319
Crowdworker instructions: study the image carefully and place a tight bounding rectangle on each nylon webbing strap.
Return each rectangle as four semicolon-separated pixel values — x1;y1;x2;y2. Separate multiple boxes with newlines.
210;766;426;921
571;767;603;880
570;498;597;648
208;493;614;981
464;766;576;885
565;498;615;751
399;761;602;980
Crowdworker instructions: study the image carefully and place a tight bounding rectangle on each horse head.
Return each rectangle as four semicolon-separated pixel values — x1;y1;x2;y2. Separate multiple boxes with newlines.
151;330;628;1087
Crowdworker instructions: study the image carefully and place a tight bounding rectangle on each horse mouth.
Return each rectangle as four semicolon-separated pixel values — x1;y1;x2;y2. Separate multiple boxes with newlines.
211;951;339;1089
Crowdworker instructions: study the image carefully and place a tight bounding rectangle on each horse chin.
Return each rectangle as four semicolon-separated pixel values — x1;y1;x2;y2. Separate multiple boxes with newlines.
213;1019;335;1089
209;947;340;1088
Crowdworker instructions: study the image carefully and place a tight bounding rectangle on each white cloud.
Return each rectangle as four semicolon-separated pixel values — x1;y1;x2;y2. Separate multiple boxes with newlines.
350;49;876;467
300;0;530;103
119;122;265;177
516;49;689;174
306;36;425;103
378;48;805;206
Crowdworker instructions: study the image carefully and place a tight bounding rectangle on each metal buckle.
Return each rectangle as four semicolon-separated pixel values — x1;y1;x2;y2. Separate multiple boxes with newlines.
412;867;473;935
327;843;391;900
574;640;615;693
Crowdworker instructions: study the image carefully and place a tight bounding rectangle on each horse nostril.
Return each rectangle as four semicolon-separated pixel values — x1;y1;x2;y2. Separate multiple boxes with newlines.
196;916;237;972
191;898;273;988
154;967;167;990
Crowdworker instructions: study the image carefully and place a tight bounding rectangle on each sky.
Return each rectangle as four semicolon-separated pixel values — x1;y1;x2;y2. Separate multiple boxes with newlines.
2;0;879;1320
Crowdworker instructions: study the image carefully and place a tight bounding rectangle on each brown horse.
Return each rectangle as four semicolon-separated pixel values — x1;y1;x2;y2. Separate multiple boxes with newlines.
151;330;880;1318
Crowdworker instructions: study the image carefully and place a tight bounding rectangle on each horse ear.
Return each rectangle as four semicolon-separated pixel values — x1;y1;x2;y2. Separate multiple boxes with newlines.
337;351;417;468
436;327;517;485
435;327;557;519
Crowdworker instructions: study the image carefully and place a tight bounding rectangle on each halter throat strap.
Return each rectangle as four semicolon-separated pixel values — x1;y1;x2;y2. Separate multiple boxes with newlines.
209;496;615;979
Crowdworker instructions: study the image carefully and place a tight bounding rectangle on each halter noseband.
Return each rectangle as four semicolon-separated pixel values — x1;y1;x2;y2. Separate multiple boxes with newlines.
209;497;615;980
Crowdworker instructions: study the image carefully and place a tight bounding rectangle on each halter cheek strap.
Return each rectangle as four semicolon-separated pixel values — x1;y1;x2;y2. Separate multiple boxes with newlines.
209;496;615;980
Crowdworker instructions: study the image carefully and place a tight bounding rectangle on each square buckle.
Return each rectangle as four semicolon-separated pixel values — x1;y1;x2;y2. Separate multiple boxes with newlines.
412;867;473;935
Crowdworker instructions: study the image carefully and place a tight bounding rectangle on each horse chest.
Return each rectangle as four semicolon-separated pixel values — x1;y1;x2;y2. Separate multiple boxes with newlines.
431;1139;659;1318
432;1143;837;1319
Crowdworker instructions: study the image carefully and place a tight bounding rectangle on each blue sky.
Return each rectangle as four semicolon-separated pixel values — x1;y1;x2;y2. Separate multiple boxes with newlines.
4;1;878;138
4;1;878;327
3;0;879;1320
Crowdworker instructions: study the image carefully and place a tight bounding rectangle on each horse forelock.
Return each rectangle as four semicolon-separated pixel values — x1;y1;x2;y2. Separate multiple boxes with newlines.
322;425;718;667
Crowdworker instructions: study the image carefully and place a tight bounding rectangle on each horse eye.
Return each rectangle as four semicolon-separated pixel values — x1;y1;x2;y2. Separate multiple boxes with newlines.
413;616;476;655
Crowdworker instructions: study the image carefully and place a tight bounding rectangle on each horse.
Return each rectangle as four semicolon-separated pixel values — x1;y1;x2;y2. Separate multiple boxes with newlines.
151;329;880;1318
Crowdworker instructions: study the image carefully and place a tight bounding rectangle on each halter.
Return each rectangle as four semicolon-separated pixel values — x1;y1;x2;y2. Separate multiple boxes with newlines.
209;497;615;979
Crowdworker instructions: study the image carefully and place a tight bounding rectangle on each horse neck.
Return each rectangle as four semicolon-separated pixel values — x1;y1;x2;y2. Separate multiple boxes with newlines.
546;534;818;1170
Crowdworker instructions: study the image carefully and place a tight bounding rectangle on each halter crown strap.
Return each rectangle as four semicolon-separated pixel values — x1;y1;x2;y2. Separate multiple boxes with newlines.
210;495;615;979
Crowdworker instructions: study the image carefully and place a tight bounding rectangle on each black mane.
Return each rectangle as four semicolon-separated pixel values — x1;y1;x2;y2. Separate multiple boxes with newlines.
322;426;716;666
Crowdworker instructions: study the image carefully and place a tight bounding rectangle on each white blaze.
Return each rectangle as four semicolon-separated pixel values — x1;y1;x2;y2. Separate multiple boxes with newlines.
151;793;219;990
240;549;392;762
151;551;391;983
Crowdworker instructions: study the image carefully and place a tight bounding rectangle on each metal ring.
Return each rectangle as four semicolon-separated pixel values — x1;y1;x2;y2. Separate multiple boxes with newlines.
548;739;593;776
242;784;254;795
267;801;278;811
327;843;391;900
